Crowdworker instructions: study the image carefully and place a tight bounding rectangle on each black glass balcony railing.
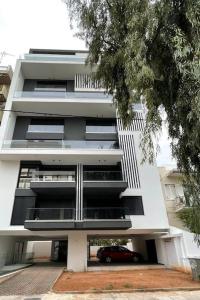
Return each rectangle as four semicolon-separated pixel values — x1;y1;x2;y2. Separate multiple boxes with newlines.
83;171;123;181
18;171;76;189
26;208;75;221
25;207;129;221
3;140;119;150
83;207;130;220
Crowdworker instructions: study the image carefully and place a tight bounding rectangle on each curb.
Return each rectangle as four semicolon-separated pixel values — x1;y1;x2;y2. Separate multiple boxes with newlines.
52;287;200;294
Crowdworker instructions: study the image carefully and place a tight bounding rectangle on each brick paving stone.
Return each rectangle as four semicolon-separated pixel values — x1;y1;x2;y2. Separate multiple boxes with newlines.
0;263;64;296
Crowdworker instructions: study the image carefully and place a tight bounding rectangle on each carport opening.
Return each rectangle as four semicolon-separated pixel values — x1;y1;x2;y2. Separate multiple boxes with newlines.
87;237;158;266
8;239;68;266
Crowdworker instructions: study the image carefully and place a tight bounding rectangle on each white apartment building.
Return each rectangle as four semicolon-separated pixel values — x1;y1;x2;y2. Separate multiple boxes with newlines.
0;49;170;272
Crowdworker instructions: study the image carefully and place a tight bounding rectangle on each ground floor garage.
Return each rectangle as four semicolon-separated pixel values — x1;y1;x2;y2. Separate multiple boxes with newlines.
0;228;194;272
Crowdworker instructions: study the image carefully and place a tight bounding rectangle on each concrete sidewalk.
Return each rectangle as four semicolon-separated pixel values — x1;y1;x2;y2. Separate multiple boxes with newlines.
1;291;200;300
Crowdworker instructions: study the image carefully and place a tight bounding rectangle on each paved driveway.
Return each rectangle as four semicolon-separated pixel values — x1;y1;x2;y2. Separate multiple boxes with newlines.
0;263;64;296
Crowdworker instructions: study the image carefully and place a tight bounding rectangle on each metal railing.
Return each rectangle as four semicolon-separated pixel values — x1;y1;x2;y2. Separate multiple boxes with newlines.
14;90;112;100
75;74;104;91
18;171;76;189
83;170;122;181
26;208;75;221
83;207;130;220
25;207;129;221
24;53;87;62
3;139;119;150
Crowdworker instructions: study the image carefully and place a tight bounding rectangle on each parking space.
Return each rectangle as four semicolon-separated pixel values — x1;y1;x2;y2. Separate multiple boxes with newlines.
87;236;161;270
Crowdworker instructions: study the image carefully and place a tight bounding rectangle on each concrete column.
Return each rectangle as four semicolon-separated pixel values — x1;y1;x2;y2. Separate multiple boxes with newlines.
67;232;87;272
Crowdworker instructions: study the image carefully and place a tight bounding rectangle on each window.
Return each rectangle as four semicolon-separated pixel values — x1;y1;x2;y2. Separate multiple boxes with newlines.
34;80;67;92
165;184;177;200
28;124;64;134
26;119;64;140
18;167;37;189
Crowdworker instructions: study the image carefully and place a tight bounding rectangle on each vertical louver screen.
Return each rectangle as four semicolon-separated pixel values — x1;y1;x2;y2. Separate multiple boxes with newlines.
117;113;144;189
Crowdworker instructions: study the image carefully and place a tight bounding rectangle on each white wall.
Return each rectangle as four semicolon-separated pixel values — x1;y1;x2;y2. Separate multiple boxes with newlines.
132;237;148;260
27;241;52;259
129;132;169;230
0;161;20;228
183;230;200;258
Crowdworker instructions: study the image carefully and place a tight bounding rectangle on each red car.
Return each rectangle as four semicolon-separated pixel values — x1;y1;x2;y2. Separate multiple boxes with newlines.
97;246;143;263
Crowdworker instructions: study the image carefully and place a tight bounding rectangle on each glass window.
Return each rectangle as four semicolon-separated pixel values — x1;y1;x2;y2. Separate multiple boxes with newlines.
34;80;67;91
28;124;64;133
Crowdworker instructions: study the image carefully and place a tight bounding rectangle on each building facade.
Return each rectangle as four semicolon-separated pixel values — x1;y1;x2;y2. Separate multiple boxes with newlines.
0;49;169;271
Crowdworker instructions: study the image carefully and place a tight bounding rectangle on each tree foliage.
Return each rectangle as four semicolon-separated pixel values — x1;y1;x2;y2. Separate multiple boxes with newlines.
65;0;200;242
90;239;129;246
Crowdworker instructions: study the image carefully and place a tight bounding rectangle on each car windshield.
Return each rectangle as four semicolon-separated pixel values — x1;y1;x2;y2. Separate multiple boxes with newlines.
119;246;129;252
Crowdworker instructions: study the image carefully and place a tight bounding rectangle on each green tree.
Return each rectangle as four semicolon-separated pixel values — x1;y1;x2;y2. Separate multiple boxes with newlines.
65;0;200;243
90;239;129;246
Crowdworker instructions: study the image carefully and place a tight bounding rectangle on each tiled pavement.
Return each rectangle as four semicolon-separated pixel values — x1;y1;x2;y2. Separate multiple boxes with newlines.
1;291;200;300
0;263;64;296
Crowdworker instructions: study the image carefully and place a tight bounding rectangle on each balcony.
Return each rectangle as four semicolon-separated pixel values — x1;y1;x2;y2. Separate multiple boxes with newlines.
83;207;131;229
24;53;86;63
3;140;119;150
24;207;131;230
0;140;122;163
18;170;76;192
24;208;75;230
12;90;115;118
83;170;127;193
14;91;111;100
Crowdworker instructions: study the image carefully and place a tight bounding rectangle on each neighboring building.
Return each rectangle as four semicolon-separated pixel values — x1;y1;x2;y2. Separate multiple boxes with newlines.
159;167;200;272
159;167;186;229
0;49;170;271
0;66;12;125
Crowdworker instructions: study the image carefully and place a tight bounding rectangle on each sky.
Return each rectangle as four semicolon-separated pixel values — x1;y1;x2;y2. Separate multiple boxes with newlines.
0;0;176;167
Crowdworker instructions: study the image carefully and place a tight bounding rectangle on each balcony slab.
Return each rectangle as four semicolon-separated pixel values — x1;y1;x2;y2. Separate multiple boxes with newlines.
30;181;76;193
83;181;127;193
24;219;132;230
24;220;75;230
